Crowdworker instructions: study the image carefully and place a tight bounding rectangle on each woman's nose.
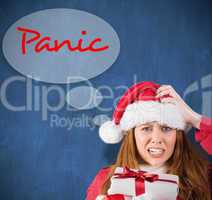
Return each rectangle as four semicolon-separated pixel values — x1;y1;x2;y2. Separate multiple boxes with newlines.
151;140;162;145
150;127;163;144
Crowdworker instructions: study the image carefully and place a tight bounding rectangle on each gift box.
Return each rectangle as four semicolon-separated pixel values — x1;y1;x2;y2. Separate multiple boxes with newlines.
107;167;179;200
105;194;144;200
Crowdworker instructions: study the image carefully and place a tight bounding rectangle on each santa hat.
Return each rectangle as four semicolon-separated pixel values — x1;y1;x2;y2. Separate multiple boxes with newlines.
99;81;187;144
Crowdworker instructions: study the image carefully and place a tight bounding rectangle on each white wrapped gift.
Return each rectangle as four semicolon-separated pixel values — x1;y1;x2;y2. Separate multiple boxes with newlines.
107;167;179;200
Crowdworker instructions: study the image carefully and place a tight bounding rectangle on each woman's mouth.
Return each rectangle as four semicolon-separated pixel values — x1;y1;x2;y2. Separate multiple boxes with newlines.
147;147;165;158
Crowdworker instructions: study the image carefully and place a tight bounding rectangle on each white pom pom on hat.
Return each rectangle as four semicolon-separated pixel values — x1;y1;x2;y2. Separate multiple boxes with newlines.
99;120;123;144
99;81;187;144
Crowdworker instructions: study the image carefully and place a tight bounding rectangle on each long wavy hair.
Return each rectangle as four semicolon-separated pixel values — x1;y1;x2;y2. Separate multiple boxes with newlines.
100;128;211;200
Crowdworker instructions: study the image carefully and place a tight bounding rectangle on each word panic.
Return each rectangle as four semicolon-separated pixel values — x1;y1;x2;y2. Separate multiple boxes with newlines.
17;27;109;55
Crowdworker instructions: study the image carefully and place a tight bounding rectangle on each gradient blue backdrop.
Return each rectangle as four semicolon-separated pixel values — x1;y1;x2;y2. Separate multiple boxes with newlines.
0;0;212;199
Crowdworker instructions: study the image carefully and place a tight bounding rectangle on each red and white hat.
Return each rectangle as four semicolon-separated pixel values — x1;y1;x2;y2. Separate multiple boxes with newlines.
99;81;187;144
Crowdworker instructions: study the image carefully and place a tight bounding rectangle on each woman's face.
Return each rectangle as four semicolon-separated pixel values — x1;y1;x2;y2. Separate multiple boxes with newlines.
134;122;177;167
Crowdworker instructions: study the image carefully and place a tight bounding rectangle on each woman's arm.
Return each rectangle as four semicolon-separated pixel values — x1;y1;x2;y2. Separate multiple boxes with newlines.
194;116;212;155
156;85;212;154
86;168;110;200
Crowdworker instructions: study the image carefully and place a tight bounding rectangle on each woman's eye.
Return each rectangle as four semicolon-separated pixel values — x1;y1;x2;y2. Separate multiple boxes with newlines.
161;126;173;132
142;127;152;132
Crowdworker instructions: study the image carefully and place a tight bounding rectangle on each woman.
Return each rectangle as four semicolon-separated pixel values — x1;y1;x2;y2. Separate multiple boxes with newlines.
86;81;212;200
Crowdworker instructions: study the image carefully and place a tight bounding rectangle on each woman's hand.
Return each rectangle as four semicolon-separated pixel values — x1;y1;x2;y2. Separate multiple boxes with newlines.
156;85;202;129
96;195;108;200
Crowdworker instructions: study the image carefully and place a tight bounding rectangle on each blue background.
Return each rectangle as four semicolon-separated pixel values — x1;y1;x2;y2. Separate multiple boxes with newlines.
0;0;212;199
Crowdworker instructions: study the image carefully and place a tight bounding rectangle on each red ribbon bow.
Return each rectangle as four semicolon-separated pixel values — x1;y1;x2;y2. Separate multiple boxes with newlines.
106;194;125;200
113;166;177;196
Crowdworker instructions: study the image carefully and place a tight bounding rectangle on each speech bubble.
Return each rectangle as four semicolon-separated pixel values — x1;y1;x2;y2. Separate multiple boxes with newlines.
2;8;120;84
